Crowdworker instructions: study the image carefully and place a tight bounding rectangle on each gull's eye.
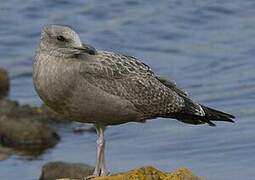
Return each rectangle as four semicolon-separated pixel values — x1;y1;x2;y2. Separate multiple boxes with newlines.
56;35;67;42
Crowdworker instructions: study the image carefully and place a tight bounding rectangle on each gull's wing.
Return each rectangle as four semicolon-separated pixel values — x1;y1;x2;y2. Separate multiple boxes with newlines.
79;51;235;125
156;77;188;97
79;51;185;119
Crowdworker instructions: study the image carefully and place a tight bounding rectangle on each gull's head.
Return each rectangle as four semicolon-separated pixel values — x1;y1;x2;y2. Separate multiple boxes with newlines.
39;25;96;56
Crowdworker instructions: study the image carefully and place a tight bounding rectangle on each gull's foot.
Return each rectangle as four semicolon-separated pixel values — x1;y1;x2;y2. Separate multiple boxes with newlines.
83;170;110;180
99;168;109;177
83;175;97;180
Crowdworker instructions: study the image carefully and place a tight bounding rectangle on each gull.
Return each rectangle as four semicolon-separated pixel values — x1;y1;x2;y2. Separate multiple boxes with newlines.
33;25;235;178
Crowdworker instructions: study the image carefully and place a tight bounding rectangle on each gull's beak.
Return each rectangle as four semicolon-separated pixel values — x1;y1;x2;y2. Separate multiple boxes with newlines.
73;43;97;55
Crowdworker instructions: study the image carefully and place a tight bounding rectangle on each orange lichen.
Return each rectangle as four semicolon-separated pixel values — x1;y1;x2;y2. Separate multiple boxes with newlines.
94;166;204;180
57;166;204;180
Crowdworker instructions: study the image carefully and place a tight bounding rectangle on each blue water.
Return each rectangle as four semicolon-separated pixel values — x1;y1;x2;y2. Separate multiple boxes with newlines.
0;0;255;180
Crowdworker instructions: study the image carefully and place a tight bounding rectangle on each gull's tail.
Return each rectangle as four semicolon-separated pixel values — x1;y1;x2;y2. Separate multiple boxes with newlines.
168;97;235;126
156;77;235;126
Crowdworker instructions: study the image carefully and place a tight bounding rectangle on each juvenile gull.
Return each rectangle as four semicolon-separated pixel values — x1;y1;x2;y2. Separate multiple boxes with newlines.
33;25;235;177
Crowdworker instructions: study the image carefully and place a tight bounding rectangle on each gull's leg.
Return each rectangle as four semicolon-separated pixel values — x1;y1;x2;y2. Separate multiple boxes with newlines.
93;124;107;176
99;133;108;176
84;125;107;180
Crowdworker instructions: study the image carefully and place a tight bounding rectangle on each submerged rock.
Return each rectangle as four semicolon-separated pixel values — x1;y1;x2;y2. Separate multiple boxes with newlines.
54;166;204;180
0;99;96;157
0;114;60;153
40;161;94;180
0;99;62;157
0;67;9;99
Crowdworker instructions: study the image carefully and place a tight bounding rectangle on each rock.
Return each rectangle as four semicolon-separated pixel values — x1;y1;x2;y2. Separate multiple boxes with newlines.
0;99;19;115
0;99;61;155
54;166;204;180
0;146;12;160
0;99;94;132
40;161;94;180
0;99;66;124
94;166;204;180
0;98;94;156
164;168;205;180
0;114;60;153
0;67;9;99
35;104;68;123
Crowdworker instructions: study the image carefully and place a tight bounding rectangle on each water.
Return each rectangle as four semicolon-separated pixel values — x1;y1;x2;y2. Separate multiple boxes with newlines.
0;0;255;179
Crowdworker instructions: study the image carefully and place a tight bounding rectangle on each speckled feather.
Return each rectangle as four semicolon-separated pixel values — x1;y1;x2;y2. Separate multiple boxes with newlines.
79;51;185;119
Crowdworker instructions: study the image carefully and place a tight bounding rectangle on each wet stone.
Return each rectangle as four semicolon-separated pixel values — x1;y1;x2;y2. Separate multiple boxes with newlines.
40;161;94;180
0;114;60;153
0;98;96;156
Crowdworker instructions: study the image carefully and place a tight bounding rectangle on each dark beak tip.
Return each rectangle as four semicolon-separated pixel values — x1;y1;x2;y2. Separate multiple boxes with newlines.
82;44;97;55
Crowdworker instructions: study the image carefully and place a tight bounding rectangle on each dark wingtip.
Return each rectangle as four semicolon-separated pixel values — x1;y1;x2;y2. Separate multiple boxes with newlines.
208;118;234;126
223;112;235;119
219;117;235;123
229;114;236;119
207;121;216;127
228;119;235;123
200;105;235;123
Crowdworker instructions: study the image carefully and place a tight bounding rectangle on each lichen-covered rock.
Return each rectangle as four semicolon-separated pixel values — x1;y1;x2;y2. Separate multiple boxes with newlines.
95;166;204;180
55;166;204;180
0;114;60;151
164;168;204;180
0;67;9;99
40;161;94;180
